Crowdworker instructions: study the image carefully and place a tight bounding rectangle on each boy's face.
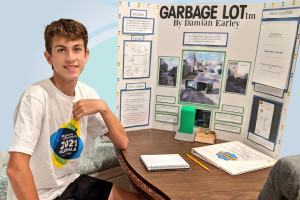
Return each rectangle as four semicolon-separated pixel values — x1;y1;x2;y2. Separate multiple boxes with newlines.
44;36;89;82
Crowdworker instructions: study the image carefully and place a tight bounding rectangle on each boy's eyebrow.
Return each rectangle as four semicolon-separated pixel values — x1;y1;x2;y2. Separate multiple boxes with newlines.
54;44;84;48
73;44;84;47
54;45;67;49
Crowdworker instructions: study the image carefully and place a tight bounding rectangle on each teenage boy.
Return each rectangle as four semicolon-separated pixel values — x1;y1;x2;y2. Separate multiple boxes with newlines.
6;19;142;200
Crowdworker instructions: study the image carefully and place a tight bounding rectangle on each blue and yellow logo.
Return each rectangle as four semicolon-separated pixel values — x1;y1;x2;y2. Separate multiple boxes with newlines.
216;151;238;161
50;118;83;167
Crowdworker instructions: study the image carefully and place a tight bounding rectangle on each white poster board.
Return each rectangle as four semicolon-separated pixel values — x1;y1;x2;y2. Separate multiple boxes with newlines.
117;1;300;159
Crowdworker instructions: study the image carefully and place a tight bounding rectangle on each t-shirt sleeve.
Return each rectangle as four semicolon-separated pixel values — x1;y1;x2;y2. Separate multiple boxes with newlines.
9;93;44;155
87;89;108;139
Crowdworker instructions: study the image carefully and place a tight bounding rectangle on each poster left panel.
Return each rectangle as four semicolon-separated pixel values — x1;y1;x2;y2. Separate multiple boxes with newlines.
117;2;158;130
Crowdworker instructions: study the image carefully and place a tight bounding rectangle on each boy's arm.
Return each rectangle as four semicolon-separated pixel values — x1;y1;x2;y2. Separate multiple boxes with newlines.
7;152;39;200
73;99;128;149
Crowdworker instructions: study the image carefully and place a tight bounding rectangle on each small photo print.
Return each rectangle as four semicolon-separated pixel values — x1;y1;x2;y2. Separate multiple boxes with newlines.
195;109;211;129
158;57;179;87
225;61;251;95
180;50;225;107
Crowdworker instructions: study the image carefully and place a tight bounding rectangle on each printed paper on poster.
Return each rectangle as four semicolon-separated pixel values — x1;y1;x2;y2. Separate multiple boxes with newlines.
254;100;274;139
253;20;298;90
120;89;151;128
123;17;154;34
123;41;152;79
183;32;228;46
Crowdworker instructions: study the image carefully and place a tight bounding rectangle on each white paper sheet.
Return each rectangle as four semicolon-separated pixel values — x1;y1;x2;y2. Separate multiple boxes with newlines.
253;20;298;90
120;89;151;128
123;41;152;78
255;100;274;138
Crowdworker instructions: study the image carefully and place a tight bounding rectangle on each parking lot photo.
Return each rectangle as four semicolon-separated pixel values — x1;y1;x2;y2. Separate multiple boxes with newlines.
179;50;225;107
225;61;251;95
158;57;179;87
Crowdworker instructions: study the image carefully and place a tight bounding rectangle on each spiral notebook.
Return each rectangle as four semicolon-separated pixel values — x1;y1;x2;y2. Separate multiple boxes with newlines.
140;154;190;171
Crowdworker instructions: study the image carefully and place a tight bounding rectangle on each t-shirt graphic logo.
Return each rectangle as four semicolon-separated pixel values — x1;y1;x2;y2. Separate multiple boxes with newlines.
50;118;83;167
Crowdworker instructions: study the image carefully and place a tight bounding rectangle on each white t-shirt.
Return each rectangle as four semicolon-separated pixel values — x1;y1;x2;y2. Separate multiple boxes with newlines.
7;79;108;200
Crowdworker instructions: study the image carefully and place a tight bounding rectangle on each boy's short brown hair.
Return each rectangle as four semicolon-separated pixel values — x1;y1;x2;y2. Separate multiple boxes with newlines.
44;19;88;54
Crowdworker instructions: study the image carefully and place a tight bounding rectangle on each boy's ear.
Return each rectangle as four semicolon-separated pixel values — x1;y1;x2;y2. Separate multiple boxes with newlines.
85;48;90;63
44;51;53;65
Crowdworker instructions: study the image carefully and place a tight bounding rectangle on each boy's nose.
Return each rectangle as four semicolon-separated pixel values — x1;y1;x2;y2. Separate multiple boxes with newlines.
65;52;75;62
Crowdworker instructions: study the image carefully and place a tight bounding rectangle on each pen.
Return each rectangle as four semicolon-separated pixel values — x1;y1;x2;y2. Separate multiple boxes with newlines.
186;154;211;172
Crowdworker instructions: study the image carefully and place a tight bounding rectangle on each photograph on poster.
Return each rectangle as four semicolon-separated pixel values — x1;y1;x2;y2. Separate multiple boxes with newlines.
123;40;152;79
179;50;225;107
158;57;179;87
225;61;251;95
195;108;211;129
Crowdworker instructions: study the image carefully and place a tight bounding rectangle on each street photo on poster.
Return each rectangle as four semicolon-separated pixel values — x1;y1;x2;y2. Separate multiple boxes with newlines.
195;108;211;129
158;57;179;87
179;50;225;107
225;61;251;95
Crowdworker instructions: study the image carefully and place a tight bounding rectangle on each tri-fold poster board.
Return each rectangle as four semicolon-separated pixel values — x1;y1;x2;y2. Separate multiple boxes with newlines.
116;1;300;159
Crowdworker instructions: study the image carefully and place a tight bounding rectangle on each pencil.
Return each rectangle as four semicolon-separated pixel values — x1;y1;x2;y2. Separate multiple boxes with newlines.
186;154;211;172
